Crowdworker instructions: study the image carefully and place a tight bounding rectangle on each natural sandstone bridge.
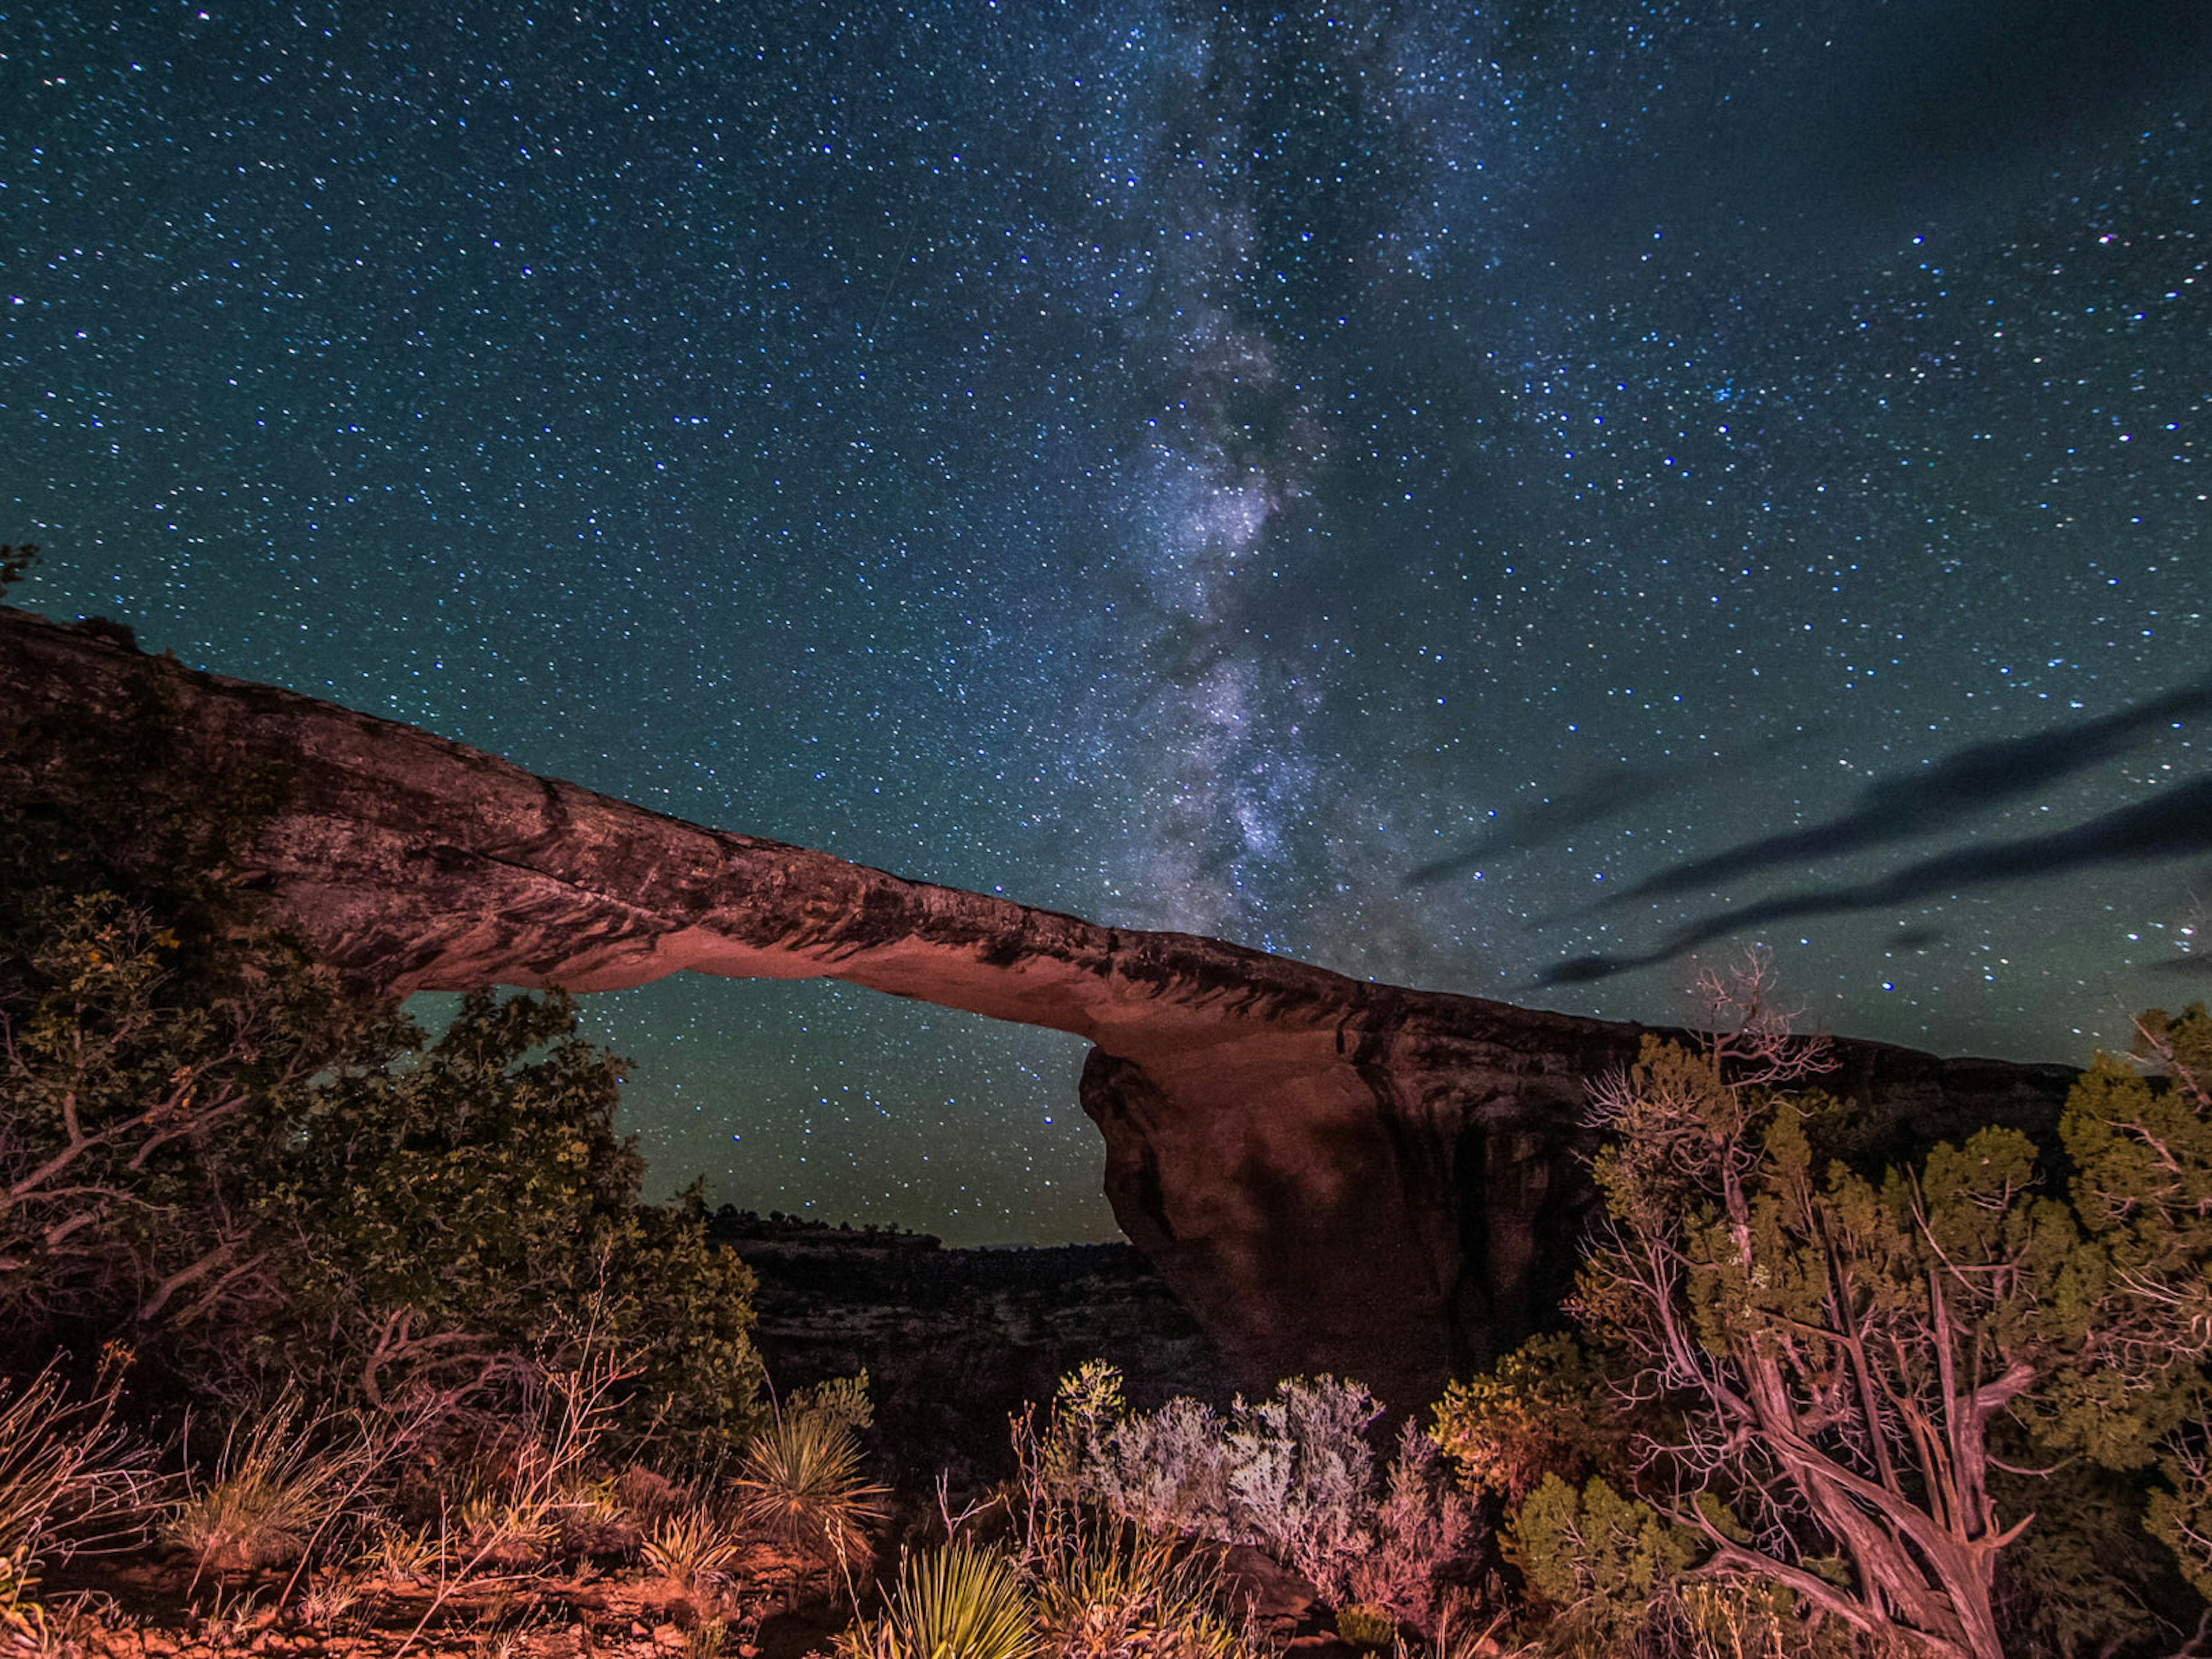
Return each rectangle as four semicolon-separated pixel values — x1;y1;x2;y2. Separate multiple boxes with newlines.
1;605;2077;1406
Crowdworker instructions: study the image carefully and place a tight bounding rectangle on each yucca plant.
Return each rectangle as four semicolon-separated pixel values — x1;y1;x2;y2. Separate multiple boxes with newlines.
642;1508;744;1593
169;1395;372;1578
836;1539;1037;1659
732;1411;886;1568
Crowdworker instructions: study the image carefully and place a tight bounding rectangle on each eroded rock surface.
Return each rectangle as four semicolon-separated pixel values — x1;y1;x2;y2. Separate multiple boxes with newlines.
1;607;2080;1406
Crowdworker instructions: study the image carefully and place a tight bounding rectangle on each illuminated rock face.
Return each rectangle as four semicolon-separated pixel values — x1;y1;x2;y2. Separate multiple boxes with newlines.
1;607;2079;1406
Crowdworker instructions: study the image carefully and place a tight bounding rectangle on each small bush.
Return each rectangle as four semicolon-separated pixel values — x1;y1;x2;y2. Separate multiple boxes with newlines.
1100;1399;1229;1538
1506;1474;1690;1658
1334;1603;1395;1649
1348;1423;1477;1637
1429;1334;1624;1510
1218;1376;1380;1604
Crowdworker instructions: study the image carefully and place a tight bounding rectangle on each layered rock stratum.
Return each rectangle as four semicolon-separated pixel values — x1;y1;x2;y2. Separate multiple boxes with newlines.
1;606;2080;1406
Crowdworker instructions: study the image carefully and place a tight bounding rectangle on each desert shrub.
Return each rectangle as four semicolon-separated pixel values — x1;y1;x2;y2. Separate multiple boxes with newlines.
1506;1474;1691;1658
732;1402;885;1570
1037;1360;1131;1509
836;1538;1036;1659
1445;962;2212;1658
1429;1333;1626;1510
1347;1422;1478;1637
1028;1365;1449;1613
1099;1398;1230;1539
1334;1603;1395;1648
1217;1376;1378;1603
251;990;767;1443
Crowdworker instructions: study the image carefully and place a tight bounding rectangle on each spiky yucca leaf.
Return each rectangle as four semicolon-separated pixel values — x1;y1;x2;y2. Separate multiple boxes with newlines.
733;1412;885;1565
836;1540;1036;1659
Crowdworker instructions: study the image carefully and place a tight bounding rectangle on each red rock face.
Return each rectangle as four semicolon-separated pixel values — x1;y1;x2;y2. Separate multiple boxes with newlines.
0;607;2079;1407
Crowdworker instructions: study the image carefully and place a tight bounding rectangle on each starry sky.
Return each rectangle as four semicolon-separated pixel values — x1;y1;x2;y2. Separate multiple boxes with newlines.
6;1;2210;1243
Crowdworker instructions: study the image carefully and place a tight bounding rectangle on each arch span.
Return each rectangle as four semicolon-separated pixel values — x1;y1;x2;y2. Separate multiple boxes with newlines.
2;607;2078;1406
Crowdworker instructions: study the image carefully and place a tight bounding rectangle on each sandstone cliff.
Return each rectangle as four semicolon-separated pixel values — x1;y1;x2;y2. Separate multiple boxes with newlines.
0;607;2080;1406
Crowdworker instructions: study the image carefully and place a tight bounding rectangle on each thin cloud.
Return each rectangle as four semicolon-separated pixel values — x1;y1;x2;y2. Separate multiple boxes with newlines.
1610;671;2212;905
1538;773;2212;988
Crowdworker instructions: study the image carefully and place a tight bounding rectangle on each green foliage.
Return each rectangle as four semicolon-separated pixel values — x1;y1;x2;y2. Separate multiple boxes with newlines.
244;986;766;1443
1486;970;2212;1659
1332;1603;1395;1648
1429;1332;1626;1509
1505;1474;1690;1657
0;890;399;1349
0;544;39;591
2047;1007;2212;1468
1991;1461;2181;1659
1;885;765;1444
838;1539;1037;1659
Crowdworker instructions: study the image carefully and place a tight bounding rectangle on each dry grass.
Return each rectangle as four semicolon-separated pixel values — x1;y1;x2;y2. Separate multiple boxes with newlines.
640;1509;742;1594
1032;1531;1249;1659
0;1362;165;1591
168;1394;376;1578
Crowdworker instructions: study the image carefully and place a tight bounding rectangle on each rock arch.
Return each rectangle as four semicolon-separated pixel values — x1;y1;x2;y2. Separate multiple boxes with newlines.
2;607;2078;1405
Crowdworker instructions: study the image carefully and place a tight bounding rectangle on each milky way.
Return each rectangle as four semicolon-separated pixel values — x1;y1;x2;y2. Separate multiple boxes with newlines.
5;1;2209;1240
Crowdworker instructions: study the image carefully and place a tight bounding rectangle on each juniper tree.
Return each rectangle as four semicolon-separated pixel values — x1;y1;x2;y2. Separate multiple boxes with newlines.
1555;956;2212;1659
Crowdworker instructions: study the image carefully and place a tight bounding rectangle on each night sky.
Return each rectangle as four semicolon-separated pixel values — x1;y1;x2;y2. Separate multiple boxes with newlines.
6;2;2209;1243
